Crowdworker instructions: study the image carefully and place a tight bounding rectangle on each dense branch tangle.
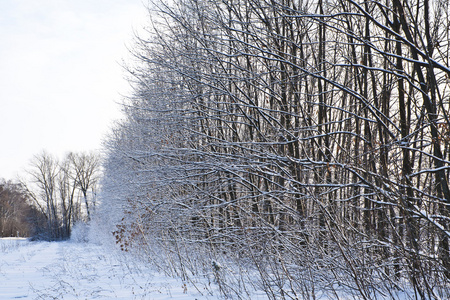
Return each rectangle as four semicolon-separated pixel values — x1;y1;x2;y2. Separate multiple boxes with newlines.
105;0;450;298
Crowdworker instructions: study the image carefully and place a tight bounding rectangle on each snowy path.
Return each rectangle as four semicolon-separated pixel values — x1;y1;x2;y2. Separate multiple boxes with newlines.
0;238;218;299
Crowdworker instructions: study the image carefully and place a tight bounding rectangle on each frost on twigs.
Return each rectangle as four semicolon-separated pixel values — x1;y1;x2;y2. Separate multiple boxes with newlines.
98;0;450;298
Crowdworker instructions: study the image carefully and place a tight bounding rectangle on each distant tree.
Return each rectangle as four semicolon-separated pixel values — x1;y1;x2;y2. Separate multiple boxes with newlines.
69;152;100;221
26;151;61;239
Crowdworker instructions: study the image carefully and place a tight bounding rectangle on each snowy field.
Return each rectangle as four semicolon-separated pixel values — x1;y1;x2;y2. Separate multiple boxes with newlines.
0;238;227;299
0;238;421;299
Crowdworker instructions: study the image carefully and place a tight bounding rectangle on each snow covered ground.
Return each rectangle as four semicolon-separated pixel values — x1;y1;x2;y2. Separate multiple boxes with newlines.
0;238;226;299
0;237;425;300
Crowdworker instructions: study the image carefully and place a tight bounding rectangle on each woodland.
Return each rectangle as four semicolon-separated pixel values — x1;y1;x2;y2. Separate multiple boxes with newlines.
101;0;450;298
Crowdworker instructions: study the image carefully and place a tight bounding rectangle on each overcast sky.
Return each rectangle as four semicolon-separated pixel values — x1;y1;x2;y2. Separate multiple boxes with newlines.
0;0;148;180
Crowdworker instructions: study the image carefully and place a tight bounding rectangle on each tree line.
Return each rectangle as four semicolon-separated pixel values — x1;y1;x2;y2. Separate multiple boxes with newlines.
0;151;100;240
101;0;450;298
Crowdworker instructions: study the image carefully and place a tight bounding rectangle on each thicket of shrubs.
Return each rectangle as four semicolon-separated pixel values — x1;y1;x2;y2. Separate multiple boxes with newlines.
100;0;450;298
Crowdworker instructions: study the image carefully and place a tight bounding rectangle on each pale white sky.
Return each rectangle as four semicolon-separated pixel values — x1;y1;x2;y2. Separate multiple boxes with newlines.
0;0;148;180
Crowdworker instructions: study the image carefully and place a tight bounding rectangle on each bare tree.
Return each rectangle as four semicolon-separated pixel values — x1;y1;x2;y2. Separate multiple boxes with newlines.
70;152;100;221
27;151;60;239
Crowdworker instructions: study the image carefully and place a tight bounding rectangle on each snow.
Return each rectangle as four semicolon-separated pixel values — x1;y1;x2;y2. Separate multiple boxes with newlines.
0;237;418;299
0;238;222;299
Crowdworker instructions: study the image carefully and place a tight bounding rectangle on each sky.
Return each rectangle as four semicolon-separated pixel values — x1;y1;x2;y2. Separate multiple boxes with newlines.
0;0;148;180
